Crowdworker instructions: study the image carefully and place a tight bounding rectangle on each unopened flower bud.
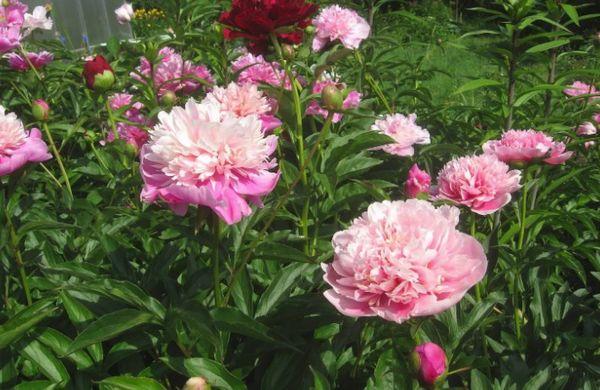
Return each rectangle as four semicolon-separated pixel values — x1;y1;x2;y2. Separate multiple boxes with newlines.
2;0;10;7
183;377;210;390
282;44;295;61
161;90;177;107
82;55;115;91
412;342;447;387
321;85;344;111
32;99;50;121
305;25;316;35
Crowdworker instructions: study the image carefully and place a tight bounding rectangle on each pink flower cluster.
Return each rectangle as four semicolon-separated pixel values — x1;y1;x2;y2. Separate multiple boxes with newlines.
0;105;51;176
104;94;149;151
306;78;361;123
132;47;214;97
312;5;370;51
372;113;430;156
482;129;573;165
139;99;280;224
322;199;487;323
231;52;290;89
5;51;53;71
0;2;52;53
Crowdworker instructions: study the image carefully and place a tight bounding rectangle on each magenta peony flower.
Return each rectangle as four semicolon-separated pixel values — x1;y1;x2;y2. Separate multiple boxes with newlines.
202;82;282;132
436;154;521;215
139;99;280;224
412;342;447;386
405;164;431;198
0;105;51;176
114;3;134;25
372;113;430;156
0;1;27;28
105;93;149;151
5;51;53;71
231;52;290;89
322;199;487;323
312;5;370;52
306;78;361;123
0;25;21;53
577;122;597;136
564;81;598;99
482;129;573;166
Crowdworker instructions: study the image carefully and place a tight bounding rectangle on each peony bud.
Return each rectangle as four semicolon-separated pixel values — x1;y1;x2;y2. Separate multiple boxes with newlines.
114;3;134;25
282;44;295;61
321;85;344;111
32;99;50;121
585;141;595;150
405;164;431;199
2;0;9;7
576;122;597;136
183;377;210;390
160;90;177;107
412;342;447;387
82;55;115;91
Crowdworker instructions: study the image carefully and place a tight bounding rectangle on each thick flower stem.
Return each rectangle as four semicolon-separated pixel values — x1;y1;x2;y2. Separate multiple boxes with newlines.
42;122;73;199
514;170;529;345
211;212;224;307
4;201;31;305
471;217;483;302
105;99;119;140
517;172;529;251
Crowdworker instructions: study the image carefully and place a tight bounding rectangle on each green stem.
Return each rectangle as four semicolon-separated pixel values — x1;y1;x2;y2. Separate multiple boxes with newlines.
514;171;529;345
211;212;223;307
4;202;31;305
105;99;119;140
517;174;529;251
471;217;483;302
42;122;73;199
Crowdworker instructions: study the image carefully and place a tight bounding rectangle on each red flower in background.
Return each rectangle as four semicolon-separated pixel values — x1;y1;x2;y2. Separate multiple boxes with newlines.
220;0;318;54
82;55;115;90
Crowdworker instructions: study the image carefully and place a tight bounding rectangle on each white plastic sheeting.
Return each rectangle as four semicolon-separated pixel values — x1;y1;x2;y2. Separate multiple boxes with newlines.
23;0;132;48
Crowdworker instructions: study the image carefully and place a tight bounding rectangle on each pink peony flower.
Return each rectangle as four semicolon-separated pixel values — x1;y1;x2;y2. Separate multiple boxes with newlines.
322;199;487;323
202;82;282;132
482;129;573;165
139;99;280;224
372;113;430;156
405;164;431;198
105;93;149;151
0;105;51;176
305;78;361;123
312;5;370;51
436;154;521;215
181;61;215;94
231;52;290;89
576;122;597;136
412;342;447;386
5;51;53;71
0;1;27;28
585;141;595;150
22;5;52;35
0;25;21;53
594;113;600;124
114;3;134;24
564;81;598;98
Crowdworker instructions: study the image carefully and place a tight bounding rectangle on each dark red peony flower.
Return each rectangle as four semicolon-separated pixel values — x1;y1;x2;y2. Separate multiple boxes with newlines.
82;55;115;90
219;0;318;54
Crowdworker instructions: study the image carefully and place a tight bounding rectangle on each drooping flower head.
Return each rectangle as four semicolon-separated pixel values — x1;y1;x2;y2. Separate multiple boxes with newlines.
140;99;280;224
482;129;573;166
564;81;598;99
436;154;521;215
203;82;282;132
115;3;134;24
0;105;51;176
322;199;487;323
83;55;115;90
412;343;447;386
372;113;430;157
219;0;318;54
312;5;370;52
5;51;53;71
306;77;361;123
231;52;290;89
405;164;431;198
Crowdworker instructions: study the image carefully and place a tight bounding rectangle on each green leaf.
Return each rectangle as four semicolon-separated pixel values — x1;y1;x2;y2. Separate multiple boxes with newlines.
18;339;69;383
523;367;551;389
66;309;155;355
0;299;56;349
255;263;314;317
160;356;246;390
14;381;59;390
60;291;104;363
99;376;165;390
310;366;331;390
526;39;570;54
453;79;502;95
561;4;579;26
254;242;312;264
36;328;94;370
470;369;493;390
335;155;382;181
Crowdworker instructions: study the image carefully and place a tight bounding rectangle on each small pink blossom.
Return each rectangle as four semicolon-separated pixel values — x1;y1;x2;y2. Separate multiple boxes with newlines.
312;5;370;51
372;113;430;156
105;93;149;151
322;199;487;323
5;51;53;71
593;113;600;124
203;82;281;132
436;154;522;215
564;81;598;99
139;99;280;224
482;129;573;165
305;78;361;123
231;52;290;89
405;164;431;198
413;343;447;386
576;122;597;136
0;105;51;176
114;3;134;24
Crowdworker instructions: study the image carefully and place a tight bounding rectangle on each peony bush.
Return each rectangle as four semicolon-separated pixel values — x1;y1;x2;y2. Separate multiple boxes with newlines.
0;0;599;388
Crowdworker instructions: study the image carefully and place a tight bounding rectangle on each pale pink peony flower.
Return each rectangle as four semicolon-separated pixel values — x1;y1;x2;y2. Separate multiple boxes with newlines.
183;377;209;390
576;122;597;136
114;3;134;24
305;78;361;123
231;52;290;89
202;82;282;132
412;343;447;386
0;105;51;176
312;5;370;51
0;25;21;53
405;164;431;198
105;93;149;151
139;99;280;224
372;113;430;156
5;51;53;71
22;5;52;35
585;141;595;150
436;154;521;215
482;129;573;165
563;81;598;99
322;199;487;323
